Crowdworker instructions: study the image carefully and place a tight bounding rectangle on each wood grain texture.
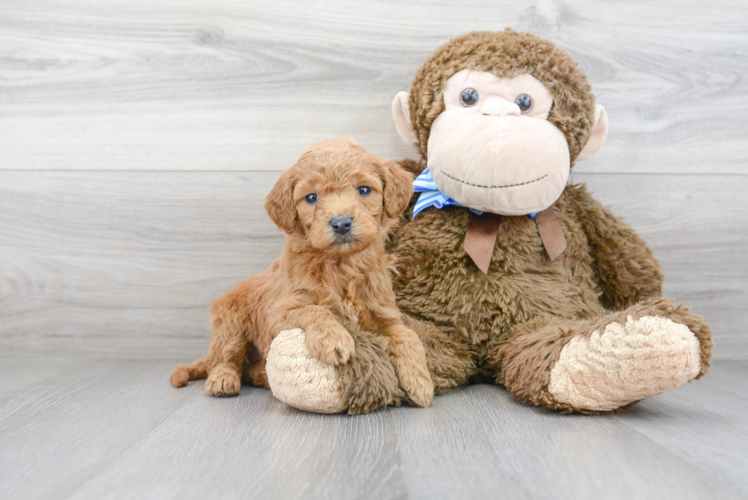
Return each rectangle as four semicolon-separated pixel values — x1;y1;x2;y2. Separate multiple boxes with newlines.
613;369;748;492
0;171;745;359
0;357;746;500
0;1;746;360
0;0;746;173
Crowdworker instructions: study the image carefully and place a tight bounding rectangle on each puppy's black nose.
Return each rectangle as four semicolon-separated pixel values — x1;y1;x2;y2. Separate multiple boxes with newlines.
330;215;353;235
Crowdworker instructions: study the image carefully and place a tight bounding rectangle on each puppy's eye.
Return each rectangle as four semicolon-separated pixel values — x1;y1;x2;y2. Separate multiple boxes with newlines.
515;94;533;113
304;194;318;204
357;186;372;196
460;88;479;107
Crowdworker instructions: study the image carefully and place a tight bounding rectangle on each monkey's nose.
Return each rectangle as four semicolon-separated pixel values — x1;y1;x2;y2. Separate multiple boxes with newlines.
481;98;521;117
330;215;353;235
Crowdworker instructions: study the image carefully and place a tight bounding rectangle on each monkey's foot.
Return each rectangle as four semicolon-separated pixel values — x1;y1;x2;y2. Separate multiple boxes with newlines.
548;315;702;411
266;329;348;414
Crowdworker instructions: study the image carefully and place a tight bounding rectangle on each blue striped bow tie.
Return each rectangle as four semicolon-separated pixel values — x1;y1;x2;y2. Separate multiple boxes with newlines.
412;168;537;219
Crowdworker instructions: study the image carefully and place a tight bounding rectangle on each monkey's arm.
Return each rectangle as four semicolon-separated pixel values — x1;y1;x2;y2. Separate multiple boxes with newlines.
566;184;663;310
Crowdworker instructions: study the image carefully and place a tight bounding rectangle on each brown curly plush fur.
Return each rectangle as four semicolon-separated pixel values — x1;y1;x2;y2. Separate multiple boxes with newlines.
382;29;713;414
329;315;477;415
335;321;402;415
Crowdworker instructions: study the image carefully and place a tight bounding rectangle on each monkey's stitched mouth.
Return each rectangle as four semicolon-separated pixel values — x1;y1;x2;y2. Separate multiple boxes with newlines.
440;171;548;189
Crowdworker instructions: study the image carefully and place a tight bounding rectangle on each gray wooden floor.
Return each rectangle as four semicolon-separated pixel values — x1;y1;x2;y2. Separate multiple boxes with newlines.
0;356;746;500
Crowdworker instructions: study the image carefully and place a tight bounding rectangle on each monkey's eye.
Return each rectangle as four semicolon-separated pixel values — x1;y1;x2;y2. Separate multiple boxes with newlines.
515;94;533;113
460;88;479;107
304;194;318;204
357;186;372;196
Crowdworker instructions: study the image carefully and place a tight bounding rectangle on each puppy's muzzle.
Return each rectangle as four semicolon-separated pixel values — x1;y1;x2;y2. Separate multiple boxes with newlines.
330;215;353;236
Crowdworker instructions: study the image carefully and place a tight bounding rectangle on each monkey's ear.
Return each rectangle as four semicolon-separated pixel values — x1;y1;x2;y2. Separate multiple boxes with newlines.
392;91;418;147
379;158;414;219
264;168;298;234
577;105;608;162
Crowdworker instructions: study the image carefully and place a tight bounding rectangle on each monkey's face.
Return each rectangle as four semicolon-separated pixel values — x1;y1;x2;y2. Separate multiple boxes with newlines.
393;68;607;216
428;70;570;215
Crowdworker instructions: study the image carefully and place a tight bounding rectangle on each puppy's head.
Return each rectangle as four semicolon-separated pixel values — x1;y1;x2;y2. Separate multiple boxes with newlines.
264;137;413;255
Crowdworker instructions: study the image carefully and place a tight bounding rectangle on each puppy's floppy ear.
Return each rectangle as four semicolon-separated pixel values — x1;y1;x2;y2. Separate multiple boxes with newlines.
378;158;414;219
264;167;298;234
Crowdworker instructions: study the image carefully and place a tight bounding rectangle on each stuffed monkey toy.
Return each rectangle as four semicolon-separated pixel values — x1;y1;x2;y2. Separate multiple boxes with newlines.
266;29;713;414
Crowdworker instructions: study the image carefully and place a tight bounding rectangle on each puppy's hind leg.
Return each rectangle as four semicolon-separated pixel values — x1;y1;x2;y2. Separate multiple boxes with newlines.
170;358;209;387
243;360;270;389
204;327;248;397
242;344;270;389
173;283;256;396
204;296;251;397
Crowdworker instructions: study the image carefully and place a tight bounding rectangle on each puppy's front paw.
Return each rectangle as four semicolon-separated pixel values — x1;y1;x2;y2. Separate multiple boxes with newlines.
205;366;241;397
384;326;434;408
306;324;355;365
398;360;434;408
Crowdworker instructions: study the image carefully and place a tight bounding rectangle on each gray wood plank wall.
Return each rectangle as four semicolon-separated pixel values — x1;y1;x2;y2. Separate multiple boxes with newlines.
1;0;746;359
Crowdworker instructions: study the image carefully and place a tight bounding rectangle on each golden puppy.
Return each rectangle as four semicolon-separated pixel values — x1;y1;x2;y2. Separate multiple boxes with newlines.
170;137;434;408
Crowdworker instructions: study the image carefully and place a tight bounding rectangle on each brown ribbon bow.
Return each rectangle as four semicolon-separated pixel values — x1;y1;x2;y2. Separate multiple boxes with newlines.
463;207;567;274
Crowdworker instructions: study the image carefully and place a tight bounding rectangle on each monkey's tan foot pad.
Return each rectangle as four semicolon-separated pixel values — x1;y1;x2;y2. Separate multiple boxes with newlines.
548;315;701;411
266;328;348;414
